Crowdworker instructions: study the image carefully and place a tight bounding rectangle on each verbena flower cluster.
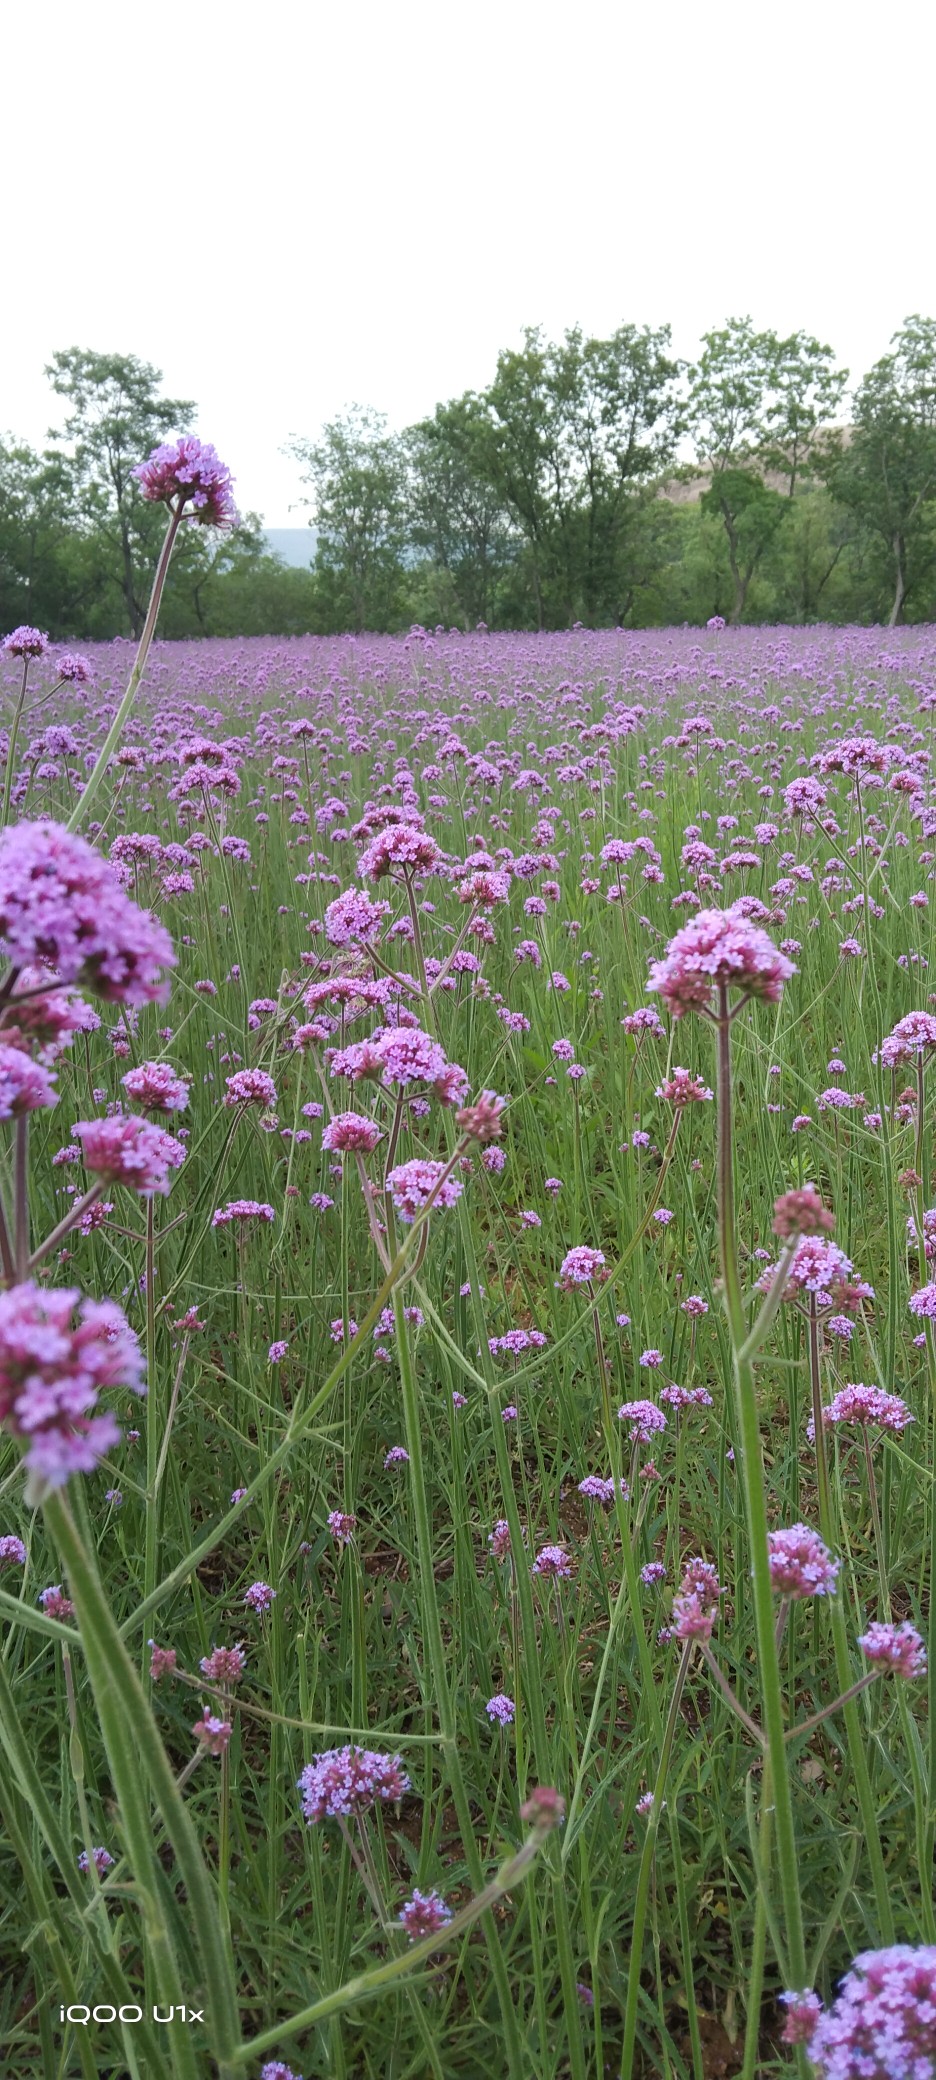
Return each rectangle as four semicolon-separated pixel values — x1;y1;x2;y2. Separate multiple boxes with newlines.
0;1281;144;1490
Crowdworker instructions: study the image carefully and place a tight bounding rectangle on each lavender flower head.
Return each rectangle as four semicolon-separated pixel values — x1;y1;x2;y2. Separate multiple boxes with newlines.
243;1581;276;1612
655;1066;713;1105
193;1710;232;1756
386;1158;463;1222
134;437;239;528
0;821;175;1005
647;906;795;1019
557;1245;606;1287
757;1234;861;1308
531;1543;574;1579
75;1115;185;1196
0;1044;57;1118
121;1060;190;1113
321;1111;382;1155
358;823;442;880
671;1556;724;1640
77;1846;114;1876
766;1524;839;1599
323;886;389;945
858;1622;927;1680
297;1745;410;1823
874;1011;936;1069
822;1384;913;1434
398;1888;452;1940
3;625;48;659
618;1398;667;1444
802;1944;936;2077
0;1280;144;1497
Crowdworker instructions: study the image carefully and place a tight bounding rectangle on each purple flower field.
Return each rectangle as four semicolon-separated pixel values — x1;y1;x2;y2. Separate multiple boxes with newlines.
4;581;936;2077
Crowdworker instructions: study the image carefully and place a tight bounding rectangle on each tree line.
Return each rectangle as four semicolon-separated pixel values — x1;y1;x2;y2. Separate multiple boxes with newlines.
4;322;936;639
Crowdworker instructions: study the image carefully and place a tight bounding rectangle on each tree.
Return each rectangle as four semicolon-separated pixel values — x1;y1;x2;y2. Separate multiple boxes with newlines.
482;325;683;626
821;316;936;625
0;440;91;634
160;512;281;636
288;408;408;633
689;319;845;621
404;397;517;628
762;330;847;497
46;349;195;635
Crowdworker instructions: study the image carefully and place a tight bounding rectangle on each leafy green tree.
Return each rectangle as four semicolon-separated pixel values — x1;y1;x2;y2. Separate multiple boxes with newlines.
45;350;196;635
0;440;92;634
689;318;845;621
288;407;408;632
159;513;281;635
404;397;516;628
482;325;683;626
821;316;936;625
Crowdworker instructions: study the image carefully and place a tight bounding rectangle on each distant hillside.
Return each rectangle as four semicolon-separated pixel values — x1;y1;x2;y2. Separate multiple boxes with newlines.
264;528;317;567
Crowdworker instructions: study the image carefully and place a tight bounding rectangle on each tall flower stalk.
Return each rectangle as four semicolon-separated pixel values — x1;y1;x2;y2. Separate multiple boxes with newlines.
67;438;238;834
648;911;808;2020
712;996;807;1997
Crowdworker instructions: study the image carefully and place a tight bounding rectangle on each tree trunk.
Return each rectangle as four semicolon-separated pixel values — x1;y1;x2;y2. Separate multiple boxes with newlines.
119;517;143;637
888;535;906;627
532;557;544;633
721;504;747;625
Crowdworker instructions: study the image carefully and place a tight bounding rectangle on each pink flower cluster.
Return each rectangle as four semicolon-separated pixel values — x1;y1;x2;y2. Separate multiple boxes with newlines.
135;437;239;528
75;1115;185;1196
655;1066;713;1105
800;1943;936;2078
121;1060;190;1113
0;969;94;1060
766;1524;839;1599
321;1111;382;1155
0;1279;144;1490
224;1068;277;1108
330;1023;468;1104
671;1556;724;1640
297;1746;410;1823
647;906;795;1019
323;886;389;945
358;823;442;880
758;1234;862;1307
0;821;175;1005
399;1888;453;1939
0;1043;57;1117
823;1385;913;1434
617;1398;667;1443
858;1622;927;1680
875;1011;936;1068
557;1245;606;1287
386;1159;463;1222
212;1200;276;1227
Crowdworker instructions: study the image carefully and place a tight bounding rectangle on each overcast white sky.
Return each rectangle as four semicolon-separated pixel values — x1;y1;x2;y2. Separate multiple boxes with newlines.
3;0;932;526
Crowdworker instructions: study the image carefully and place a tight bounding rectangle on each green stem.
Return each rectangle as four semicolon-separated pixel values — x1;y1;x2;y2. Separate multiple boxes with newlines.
804;1306;895;1939
1;659;30;831
66;504;184;834
42;1491;241;2078
229;1808;559;2065
392;1304;529;2076
714;999;807;1998
620;1640;693;2078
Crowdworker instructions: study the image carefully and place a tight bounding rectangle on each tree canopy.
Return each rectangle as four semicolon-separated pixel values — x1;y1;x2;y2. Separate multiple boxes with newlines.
5;320;936;637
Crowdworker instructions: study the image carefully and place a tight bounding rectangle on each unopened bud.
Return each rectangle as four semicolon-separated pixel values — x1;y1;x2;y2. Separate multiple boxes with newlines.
772;1186;835;1239
519;1785;565;1832
455;1091;505;1144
